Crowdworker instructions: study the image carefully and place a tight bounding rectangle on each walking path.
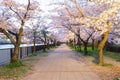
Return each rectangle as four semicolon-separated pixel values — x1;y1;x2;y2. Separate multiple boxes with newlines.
22;44;101;80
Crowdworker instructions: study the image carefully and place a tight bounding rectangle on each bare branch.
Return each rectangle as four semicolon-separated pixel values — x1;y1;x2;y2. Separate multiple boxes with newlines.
64;1;79;18
74;0;85;17
9;7;23;20
0;28;16;44
23;0;30;20
8;30;17;36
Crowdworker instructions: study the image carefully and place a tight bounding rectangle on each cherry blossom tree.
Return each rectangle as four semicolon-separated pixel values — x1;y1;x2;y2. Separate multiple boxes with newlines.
52;0;120;65
28;17;43;53
68;0;120;65
0;0;38;63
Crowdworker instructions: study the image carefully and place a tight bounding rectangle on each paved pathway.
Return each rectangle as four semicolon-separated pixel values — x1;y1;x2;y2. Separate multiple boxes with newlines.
22;44;101;80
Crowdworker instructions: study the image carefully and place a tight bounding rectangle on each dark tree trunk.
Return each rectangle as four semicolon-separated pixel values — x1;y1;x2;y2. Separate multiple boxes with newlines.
92;39;94;51
54;39;56;46
0;0;31;64
47;40;50;50
77;38;81;51
11;44;20;63
33;31;36;53
43;37;47;52
84;42;88;55
79;44;81;51
51;39;53;44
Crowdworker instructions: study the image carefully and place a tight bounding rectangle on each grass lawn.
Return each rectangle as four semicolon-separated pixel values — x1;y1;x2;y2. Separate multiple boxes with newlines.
69;45;120;62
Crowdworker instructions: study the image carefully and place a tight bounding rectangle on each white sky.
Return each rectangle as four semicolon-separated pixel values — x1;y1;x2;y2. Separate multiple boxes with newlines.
17;0;60;8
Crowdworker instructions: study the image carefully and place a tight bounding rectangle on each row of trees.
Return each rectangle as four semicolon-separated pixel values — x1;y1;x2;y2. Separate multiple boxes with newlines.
0;0;120;66
52;0;120;65
0;0;59;63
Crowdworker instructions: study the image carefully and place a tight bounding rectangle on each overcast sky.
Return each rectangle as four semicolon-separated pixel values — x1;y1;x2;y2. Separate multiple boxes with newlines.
17;0;61;9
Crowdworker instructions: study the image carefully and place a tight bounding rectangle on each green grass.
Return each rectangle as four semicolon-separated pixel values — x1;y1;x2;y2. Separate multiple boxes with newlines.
0;52;44;80
29;53;38;57
88;47;120;62
0;63;31;80
104;51;120;61
87;48;120;62
6;61;25;68
50;46;57;50
102;63;113;66
68;45;120;62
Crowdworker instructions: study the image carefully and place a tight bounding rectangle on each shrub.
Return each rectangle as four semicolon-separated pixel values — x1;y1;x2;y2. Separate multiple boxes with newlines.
30;53;37;57
6;61;24;68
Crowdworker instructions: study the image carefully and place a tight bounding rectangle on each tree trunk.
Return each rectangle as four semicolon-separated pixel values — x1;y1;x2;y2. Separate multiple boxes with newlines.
47;43;50;49
11;27;23;63
33;31;36;53
98;21;111;65
92;39;94;51
51;40;53;44
54;39;56;46
43;45;46;52
47;40;50;50
84;42;88;55
74;37;76;48
43;37;47;52
79;44;81;51
11;44;20;63
77;38;81;51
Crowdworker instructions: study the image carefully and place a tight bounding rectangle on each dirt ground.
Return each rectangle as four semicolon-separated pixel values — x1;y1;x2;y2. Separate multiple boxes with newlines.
22;44;101;80
21;44;120;80
80;54;120;80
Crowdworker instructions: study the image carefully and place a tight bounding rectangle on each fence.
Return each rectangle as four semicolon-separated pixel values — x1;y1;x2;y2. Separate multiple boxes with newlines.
0;44;54;65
